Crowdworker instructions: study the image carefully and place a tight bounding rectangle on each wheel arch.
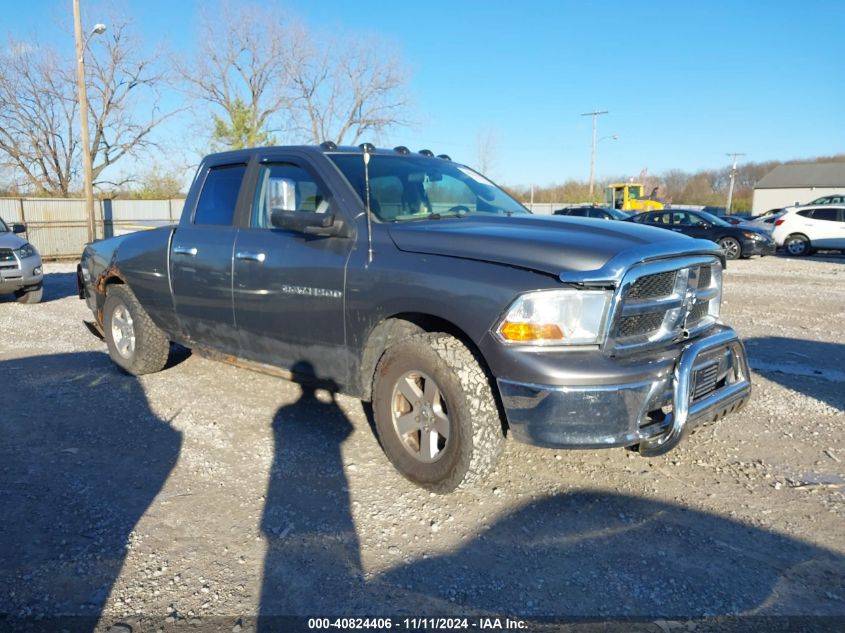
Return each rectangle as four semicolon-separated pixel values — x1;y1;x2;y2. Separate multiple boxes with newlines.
93;268;127;323
785;231;811;243
783;232;812;255
359;312;492;403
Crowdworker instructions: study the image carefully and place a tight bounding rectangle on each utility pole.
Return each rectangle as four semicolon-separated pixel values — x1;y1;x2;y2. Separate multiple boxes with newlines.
725;152;745;215
73;1;105;243
581;110;608;200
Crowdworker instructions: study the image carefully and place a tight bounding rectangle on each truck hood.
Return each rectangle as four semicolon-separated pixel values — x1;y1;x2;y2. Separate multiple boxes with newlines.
0;232;27;249
387;215;705;277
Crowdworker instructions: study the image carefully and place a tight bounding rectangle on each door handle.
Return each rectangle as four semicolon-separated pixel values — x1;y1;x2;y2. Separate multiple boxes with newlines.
173;246;198;256
236;251;266;263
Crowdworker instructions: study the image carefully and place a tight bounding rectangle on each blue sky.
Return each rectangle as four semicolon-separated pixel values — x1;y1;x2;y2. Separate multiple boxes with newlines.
5;0;844;187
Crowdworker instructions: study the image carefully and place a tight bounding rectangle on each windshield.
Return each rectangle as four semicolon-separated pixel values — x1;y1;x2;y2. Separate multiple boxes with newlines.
329;154;529;221
0;217;8;232
696;211;732;227
606;207;629;220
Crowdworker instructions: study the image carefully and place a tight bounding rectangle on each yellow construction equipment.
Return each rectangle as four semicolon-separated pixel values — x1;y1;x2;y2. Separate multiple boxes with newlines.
605;183;664;212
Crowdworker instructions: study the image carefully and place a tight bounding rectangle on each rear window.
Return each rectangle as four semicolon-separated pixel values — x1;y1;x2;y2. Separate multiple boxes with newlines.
811;208;840;222
194;164;247;225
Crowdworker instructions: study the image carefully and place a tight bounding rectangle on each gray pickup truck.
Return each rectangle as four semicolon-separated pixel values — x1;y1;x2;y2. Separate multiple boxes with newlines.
78;144;751;492
1;218;43;304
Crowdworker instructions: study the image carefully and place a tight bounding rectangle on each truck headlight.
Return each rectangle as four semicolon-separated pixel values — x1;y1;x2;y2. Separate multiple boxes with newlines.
15;243;37;259
495;289;611;346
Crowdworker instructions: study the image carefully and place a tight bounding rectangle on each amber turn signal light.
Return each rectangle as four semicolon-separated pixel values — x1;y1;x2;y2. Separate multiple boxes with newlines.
499;321;564;342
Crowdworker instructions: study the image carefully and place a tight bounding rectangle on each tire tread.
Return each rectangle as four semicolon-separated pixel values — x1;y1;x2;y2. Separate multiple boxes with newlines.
104;285;170;375
373;332;504;493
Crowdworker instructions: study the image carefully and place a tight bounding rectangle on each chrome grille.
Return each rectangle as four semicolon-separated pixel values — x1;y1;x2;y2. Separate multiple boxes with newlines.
627;271;677;299
606;256;722;354
688;300;709;323
618;312;665;337
697;265;711;289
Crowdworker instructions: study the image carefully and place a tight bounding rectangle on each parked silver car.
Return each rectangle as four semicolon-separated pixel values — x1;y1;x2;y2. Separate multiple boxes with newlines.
0;218;43;303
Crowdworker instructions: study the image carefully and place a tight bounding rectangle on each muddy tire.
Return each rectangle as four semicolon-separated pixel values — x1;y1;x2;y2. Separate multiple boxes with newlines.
103;285;170;375
372;333;504;493
14;286;42;304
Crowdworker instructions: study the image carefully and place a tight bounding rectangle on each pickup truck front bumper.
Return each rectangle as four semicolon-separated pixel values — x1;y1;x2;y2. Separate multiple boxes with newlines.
497;326;751;455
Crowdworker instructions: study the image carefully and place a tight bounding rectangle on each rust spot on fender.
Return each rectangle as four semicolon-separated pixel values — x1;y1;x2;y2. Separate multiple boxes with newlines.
94;265;127;295
93;265;128;326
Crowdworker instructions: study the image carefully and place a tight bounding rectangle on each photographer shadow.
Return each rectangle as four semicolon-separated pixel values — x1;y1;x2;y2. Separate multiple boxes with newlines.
0;352;181;628
259;362;364;618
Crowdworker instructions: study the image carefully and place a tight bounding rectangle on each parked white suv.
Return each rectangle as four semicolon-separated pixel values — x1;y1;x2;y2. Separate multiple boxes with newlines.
772;205;845;256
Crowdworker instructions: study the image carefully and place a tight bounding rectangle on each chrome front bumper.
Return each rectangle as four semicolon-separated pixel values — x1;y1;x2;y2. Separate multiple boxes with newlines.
498;327;751;454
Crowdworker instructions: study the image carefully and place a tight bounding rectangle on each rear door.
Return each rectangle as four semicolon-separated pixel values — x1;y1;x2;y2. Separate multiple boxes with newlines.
170;162;247;353
232;154;353;382
804;207;845;248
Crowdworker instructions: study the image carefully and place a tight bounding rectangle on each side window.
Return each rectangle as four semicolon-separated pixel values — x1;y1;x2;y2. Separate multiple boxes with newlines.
370;176;404;219
797;209;814;218
813;208;839;222
251;163;329;228
193;164;246;225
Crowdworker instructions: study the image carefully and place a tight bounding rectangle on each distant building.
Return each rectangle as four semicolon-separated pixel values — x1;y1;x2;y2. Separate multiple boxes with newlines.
752;163;845;213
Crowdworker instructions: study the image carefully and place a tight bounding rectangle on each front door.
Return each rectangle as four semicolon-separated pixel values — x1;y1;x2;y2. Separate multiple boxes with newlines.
170;163;247;353
232;158;352;384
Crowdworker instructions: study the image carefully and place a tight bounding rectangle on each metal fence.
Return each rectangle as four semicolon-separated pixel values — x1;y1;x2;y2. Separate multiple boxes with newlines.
0;198;185;258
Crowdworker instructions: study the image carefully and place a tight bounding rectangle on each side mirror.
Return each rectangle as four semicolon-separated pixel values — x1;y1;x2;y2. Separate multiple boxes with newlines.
270;209;347;237
695;221;709;228
12;223;26;234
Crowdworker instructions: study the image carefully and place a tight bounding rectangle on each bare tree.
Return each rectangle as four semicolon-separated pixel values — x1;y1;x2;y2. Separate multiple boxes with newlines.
0;23;174;195
180;3;411;149
0;44;78;194
474;128;499;176
287;36;410;145
85;22;174;188
178;4;295;150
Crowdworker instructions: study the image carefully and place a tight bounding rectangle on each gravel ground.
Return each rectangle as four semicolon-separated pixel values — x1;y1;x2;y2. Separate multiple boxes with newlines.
0;254;843;632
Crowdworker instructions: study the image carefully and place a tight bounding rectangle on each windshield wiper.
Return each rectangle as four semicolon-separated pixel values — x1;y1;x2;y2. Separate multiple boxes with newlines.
427;211;467;220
